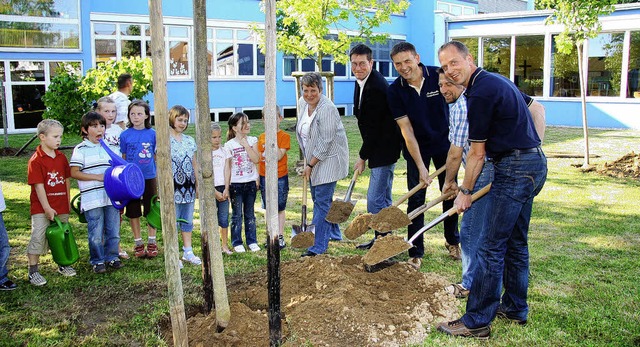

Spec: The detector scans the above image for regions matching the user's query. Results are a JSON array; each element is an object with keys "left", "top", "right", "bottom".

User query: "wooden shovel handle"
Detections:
[
  {"left": 344, "top": 169, "right": 360, "bottom": 201},
  {"left": 407, "top": 191, "right": 455, "bottom": 220},
  {"left": 445, "top": 183, "right": 492, "bottom": 217},
  {"left": 393, "top": 165, "right": 446, "bottom": 207}
]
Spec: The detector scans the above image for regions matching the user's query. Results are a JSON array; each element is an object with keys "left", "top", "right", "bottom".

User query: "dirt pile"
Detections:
[
  {"left": 290, "top": 231, "right": 314, "bottom": 248},
  {"left": 596, "top": 152, "right": 640, "bottom": 179},
  {"left": 177, "top": 255, "right": 458, "bottom": 347},
  {"left": 344, "top": 213, "right": 372, "bottom": 239},
  {"left": 369, "top": 207, "right": 412, "bottom": 232}
]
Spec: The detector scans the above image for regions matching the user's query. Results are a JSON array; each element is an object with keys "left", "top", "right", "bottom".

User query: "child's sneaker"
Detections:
[
  {"left": 233, "top": 245, "right": 246, "bottom": 253},
  {"left": 119, "top": 250, "right": 130, "bottom": 259},
  {"left": 278, "top": 235, "right": 286, "bottom": 249},
  {"left": 93, "top": 263, "right": 107, "bottom": 274},
  {"left": 248, "top": 243, "right": 261, "bottom": 252},
  {"left": 134, "top": 244, "right": 146, "bottom": 258},
  {"left": 182, "top": 251, "right": 202, "bottom": 265},
  {"left": 29, "top": 272, "right": 47, "bottom": 286},
  {"left": 57, "top": 266, "right": 77, "bottom": 277},
  {"left": 108, "top": 259, "right": 125, "bottom": 269},
  {"left": 146, "top": 243, "right": 159, "bottom": 258},
  {"left": 179, "top": 260, "right": 184, "bottom": 269}
]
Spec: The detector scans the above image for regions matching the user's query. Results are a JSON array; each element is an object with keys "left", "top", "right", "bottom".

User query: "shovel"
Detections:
[
  {"left": 367, "top": 165, "right": 446, "bottom": 232},
  {"left": 325, "top": 169, "right": 360, "bottom": 224},
  {"left": 291, "top": 172, "right": 316, "bottom": 248},
  {"left": 363, "top": 183, "right": 491, "bottom": 266}
]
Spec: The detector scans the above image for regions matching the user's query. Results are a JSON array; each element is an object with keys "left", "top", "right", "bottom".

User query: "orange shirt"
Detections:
[{"left": 257, "top": 129, "right": 290, "bottom": 178}]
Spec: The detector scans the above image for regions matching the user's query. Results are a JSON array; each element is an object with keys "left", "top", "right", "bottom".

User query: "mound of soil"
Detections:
[
  {"left": 290, "top": 231, "right": 314, "bottom": 248},
  {"left": 369, "top": 207, "right": 412, "bottom": 232},
  {"left": 174, "top": 255, "right": 458, "bottom": 347},
  {"left": 344, "top": 213, "right": 372, "bottom": 240},
  {"left": 597, "top": 152, "right": 640, "bottom": 179}
]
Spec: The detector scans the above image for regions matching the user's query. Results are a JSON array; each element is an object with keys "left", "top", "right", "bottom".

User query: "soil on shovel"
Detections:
[
  {"left": 363, "top": 235, "right": 413, "bottom": 266},
  {"left": 369, "top": 207, "right": 412, "bottom": 232},
  {"left": 595, "top": 151, "right": 640, "bottom": 179},
  {"left": 326, "top": 200, "right": 355, "bottom": 223},
  {"left": 168, "top": 255, "right": 458, "bottom": 347},
  {"left": 290, "top": 231, "right": 315, "bottom": 248},
  {"left": 344, "top": 213, "right": 372, "bottom": 240}
]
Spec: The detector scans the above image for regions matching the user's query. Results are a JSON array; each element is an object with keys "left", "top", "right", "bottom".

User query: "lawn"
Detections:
[{"left": 0, "top": 117, "right": 639, "bottom": 346}]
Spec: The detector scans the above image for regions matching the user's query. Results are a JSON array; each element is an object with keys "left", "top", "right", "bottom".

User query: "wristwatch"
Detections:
[
  {"left": 459, "top": 186, "right": 471, "bottom": 195},
  {"left": 307, "top": 163, "right": 314, "bottom": 168}
]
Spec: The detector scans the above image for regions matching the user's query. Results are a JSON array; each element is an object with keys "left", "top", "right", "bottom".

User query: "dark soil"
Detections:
[
  {"left": 363, "top": 235, "right": 413, "bottom": 266},
  {"left": 344, "top": 213, "right": 372, "bottom": 240},
  {"left": 290, "top": 231, "right": 314, "bottom": 249},
  {"left": 325, "top": 200, "right": 355, "bottom": 224},
  {"left": 596, "top": 152, "right": 640, "bottom": 179},
  {"left": 169, "top": 255, "right": 458, "bottom": 347},
  {"left": 369, "top": 207, "right": 412, "bottom": 232}
]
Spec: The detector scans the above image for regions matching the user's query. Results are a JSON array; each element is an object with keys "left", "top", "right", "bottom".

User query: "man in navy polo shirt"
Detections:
[
  {"left": 436, "top": 41, "right": 547, "bottom": 339},
  {"left": 387, "top": 41, "right": 460, "bottom": 269}
]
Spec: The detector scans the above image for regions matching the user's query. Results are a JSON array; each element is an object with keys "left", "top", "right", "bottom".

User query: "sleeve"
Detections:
[
  {"left": 248, "top": 136, "right": 258, "bottom": 147},
  {"left": 69, "top": 146, "right": 84, "bottom": 169},
  {"left": 467, "top": 93, "right": 492, "bottom": 143},
  {"left": 311, "top": 104, "right": 341, "bottom": 161},
  {"left": 386, "top": 84, "right": 407, "bottom": 120},
  {"left": 520, "top": 91, "right": 533, "bottom": 106},
  {"left": 279, "top": 132, "right": 291, "bottom": 151}
]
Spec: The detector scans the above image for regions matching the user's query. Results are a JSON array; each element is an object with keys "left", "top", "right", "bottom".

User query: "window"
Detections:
[
  {"left": 482, "top": 37, "right": 511, "bottom": 78},
  {"left": 551, "top": 34, "right": 579, "bottom": 97},
  {"left": 207, "top": 28, "right": 265, "bottom": 78},
  {"left": 436, "top": 1, "right": 475, "bottom": 16},
  {"left": 515, "top": 36, "right": 544, "bottom": 96},
  {"left": 351, "top": 38, "right": 404, "bottom": 78},
  {"left": 0, "top": 0, "right": 80, "bottom": 49},
  {"left": 454, "top": 37, "right": 479, "bottom": 62},
  {"left": 628, "top": 31, "right": 640, "bottom": 98},
  {"left": 588, "top": 33, "right": 623, "bottom": 97},
  {"left": 167, "top": 25, "right": 190, "bottom": 77}
]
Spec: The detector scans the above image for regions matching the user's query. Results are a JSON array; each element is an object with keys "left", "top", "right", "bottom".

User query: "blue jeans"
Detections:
[
  {"left": 215, "top": 186, "right": 230, "bottom": 228},
  {"left": 460, "top": 161, "right": 494, "bottom": 289},
  {"left": 85, "top": 205, "right": 121, "bottom": 265},
  {"left": 406, "top": 150, "right": 459, "bottom": 258},
  {"left": 462, "top": 149, "right": 547, "bottom": 328},
  {"left": 259, "top": 175, "right": 289, "bottom": 211},
  {"left": 368, "top": 164, "right": 396, "bottom": 237},
  {"left": 309, "top": 181, "right": 339, "bottom": 254},
  {"left": 0, "top": 212, "right": 10, "bottom": 285},
  {"left": 230, "top": 182, "right": 257, "bottom": 247},
  {"left": 175, "top": 202, "right": 195, "bottom": 232}
]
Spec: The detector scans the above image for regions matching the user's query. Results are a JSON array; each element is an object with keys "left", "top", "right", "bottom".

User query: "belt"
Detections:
[{"left": 490, "top": 146, "right": 542, "bottom": 162}]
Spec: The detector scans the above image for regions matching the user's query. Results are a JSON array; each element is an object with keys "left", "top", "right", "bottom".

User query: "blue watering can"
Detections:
[
  {"left": 99, "top": 140, "right": 145, "bottom": 210},
  {"left": 45, "top": 216, "right": 79, "bottom": 267}
]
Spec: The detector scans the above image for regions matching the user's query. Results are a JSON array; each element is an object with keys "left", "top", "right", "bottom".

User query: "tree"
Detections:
[
  {"left": 80, "top": 57, "right": 154, "bottom": 105},
  {"left": 540, "top": 0, "right": 616, "bottom": 168},
  {"left": 255, "top": 0, "right": 409, "bottom": 72},
  {"left": 41, "top": 64, "right": 90, "bottom": 135}
]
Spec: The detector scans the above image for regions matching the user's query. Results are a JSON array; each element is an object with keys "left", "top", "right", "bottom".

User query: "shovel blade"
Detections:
[
  {"left": 291, "top": 230, "right": 315, "bottom": 248},
  {"left": 325, "top": 199, "right": 357, "bottom": 224},
  {"left": 362, "top": 235, "right": 413, "bottom": 266}
]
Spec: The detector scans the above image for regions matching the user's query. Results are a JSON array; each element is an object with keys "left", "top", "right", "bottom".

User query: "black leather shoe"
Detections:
[
  {"left": 356, "top": 238, "right": 375, "bottom": 250},
  {"left": 300, "top": 250, "right": 317, "bottom": 257},
  {"left": 0, "top": 280, "right": 17, "bottom": 291}
]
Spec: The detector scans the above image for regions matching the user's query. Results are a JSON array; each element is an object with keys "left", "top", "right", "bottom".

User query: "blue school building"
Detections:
[{"left": 2, "top": 0, "right": 640, "bottom": 133}]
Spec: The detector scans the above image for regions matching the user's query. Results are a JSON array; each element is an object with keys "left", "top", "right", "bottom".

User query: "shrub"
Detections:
[
  {"left": 80, "top": 57, "right": 154, "bottom": 104},
  {"left": 41, "top": 65, "right": 90, "bottom": 136}
]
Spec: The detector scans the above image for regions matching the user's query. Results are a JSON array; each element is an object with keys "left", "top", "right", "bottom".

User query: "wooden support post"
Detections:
[
  {"left": 192, "top": 0, "right": 230, "bottom": 327},
  {"left": 148, "top": 1, "right": 188, "bottom": 346},
  {"left": 265, "top": 0, "right": 282, "bottom": 345}
]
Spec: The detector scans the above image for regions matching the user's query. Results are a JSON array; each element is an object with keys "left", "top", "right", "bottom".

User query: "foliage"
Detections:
[
  {"left": 80, "top": 57, "right": 154, "bottom": 104},
  {"left": 254, "top": 0, "right": 409, "bottom": 71},
  {"left": 41, "top": 65, "right": 91, "bottom": 136}
]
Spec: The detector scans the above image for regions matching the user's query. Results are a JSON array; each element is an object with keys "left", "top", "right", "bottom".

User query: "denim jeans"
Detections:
[
  {"left": 0, "top": 212, "right": 10, "bottom": 284},
  {"left": 406, "top": 150, "right": 459, "bottom": 258},
  {"left": 460, "top": 161, "right": 494, "bottom": 289},
  {"left": 309, "top": 181, "right": 339, "bottom": 254},
  {"left": 175, "top": 202, "right": 195, "bottom": 232},
  {"left": 462, "top": 149, "right": 547, "bottom": 328},
  {"left": 230, "top": 182, "right": 257, "bottom": 247},
  {"left": 259, "top": 175, "right": 289, "bottom": 211},
  {"left": 215, "top": 185, "right": 230, "bottom": 228},
  {"left": 85, "top": 205, "right": 121, "bottom": 265}
]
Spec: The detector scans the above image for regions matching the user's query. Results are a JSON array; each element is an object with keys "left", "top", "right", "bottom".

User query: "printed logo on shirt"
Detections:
[
  {"left": 47, "top": 171, "right": 66, "bottom": 187},
  {"left": 232, "top": 147, "right": 254, "bottom": 176},
  {"left": 426, "top": 91, "right": 440, "bottom": 98},
  {"left": 137, "top": 142, "right": 153, "bottom": 164}
]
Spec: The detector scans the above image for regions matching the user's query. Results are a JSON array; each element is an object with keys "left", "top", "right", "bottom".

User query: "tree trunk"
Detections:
[
  {"left": 148, "top": 1, "right": 188, "bottom": 346},
  {"left": 577, "top": 42, "right": 590, "bottom": 168}
]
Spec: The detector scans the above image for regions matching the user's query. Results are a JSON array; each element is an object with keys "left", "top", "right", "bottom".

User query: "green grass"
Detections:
[{"left": 1, "top": 118, "right": 640, "bottom": 346}]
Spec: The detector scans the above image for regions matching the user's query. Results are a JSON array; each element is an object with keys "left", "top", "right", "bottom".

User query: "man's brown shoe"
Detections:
[
  {"left": 408, "top": 257, "right": 422, "bottom": 270},
  {"left": 445, "top": 242, "right": 462, "bottom": 260},
  {"left": 437, "top": 319, "right": 490, "bottom": 340}
]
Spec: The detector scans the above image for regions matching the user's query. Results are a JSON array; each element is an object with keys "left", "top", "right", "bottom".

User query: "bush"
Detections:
[
  {"left": 80, "top": 57, "right": 154, "bottom": 104},
  {"left": 41, "top": 66, "right": 91, "bottom": 136}
]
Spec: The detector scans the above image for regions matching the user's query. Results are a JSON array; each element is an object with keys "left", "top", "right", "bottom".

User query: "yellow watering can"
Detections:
[
  {"left": 146, "top": 195, "right": 188, "bottom": 231},
  {"left": 45, "top": 216, "right": 79, "bottom": 266}
]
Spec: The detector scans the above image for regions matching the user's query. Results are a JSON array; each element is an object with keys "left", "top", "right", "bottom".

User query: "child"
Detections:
[
  {"left": 0, "top": 182, "right": 17, "bottom": 290},
  {"left": 255, "top": 106, "right": 290, "bottom": 249},
  {"left": 211, "top": 122, "right": 232, "bottom": 254},
  {"left": 120, "top": 100, "right": 158, "bottom": 258},
  {"left": 26, "top": 119, "right": 74, "bottom": 286},
  {"left": 225, "top": 112, "right": 260, "bottom": 253},
  {"left": 94, "top": 96, "right": 128, "bottom": 260},
  {"left": 169, "top": 105, "right": 202, "bottom": 266},
  {"left": 70, "top": 112, "right": 124, "bottom": 274}
]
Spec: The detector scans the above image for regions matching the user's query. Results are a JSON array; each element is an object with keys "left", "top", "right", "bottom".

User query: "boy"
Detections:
[
  {"left": 27, "top": 119, "right": 74, "bottom": 286},
  {"left": 255, "top": 106, "right": 290, "bottom": 249},
  {"left": 70, "top": 112, "right": 123, "bottom": 274},
  {"left": 0, "top": 182, "right": 17, "bottom": 290}
]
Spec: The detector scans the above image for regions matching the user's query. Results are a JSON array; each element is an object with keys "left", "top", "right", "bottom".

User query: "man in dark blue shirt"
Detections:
[
  {"left": 387, "top": 42, "right": 460, "bottom": 269},
  {"left": 436, "top": 41, "right": 548, "bottom": 340}
]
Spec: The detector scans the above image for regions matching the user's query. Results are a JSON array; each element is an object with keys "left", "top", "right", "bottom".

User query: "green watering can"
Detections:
[
  {"left": 45, "top": 216, "right": 79, "bottom": 267},
  {"left": 146, "top": 195, "right": 188, "bottom": 231},
  {"left": 71, "top": 193, "right": 87, "bottom": 223}
]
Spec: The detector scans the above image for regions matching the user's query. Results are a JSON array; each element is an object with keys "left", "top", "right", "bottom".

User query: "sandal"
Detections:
[{"left": 445, "top": 283, "right": 470, "bottom": 298}]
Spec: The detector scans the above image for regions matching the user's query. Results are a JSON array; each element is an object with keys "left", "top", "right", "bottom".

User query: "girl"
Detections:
[
  {"left": 224, "top": 113, "right": 260, "bottom": 253},
  {"left": 169, "top": 105, "right": 201, "bottom": 265},
  {"left": 94, "top": 96, "right": 128, "bottom": 260},
  {"left": 119, "top": 100, "right": 158, "bottom": 259},
  {"left": 211, "top": 122, "right": 232, "bottom": 254}
]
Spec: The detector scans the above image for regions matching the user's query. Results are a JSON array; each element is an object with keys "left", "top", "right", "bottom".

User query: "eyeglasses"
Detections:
[{"left": 351, "top": 61, "right": 370, "bottom": 68}]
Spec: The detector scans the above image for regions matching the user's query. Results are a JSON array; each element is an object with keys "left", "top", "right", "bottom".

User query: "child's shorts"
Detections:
[
  {"left": 259, "top": 175, "right": 289, "bottom": 212},
  {"left": 125, "top": 178, "right": 158, "bottom": 219},
  {"left": 175, "top": 202, "right": 195, "bottom": 232},
  {"left": 27, "top": 213, "right": 69, "bottom": 254},
  {"left": 215, "top": 185, "right": 229, "bottom": 228}
]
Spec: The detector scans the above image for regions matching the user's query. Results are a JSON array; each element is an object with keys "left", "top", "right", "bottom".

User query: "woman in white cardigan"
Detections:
[{"left": 296, "top": 72, "right": 349, "bottom": 257}]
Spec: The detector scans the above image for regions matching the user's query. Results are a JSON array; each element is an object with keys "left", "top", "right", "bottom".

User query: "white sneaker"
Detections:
[
  {"left": 233, "top": 245, "right": 246, "bottom": 253},
  {"left": 248, "top": 243, "right": 261, "bottom": 252},
  {"left": 182, "top": 251, "right": 202, "bottom": 265},
  {"left": 57, "top": 266, "right": 77, "bottom": 277},
  {"left": 29, "top": 272, "right": 47, "bottom": 286},
  {"left": 179, "top": 260, "right": 184, "bottom": 269}
]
